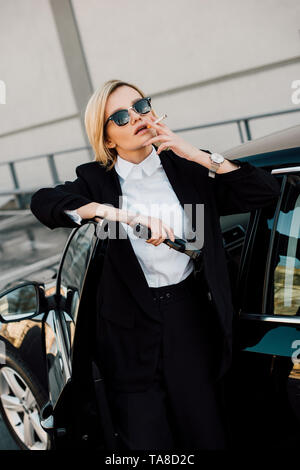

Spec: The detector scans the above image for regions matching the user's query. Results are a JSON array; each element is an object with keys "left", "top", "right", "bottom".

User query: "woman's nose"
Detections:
[{"left": 128, "top": 107, "right": 141, "bottom": 123}]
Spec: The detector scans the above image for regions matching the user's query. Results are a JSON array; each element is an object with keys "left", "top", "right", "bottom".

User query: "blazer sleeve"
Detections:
[
  {"left": 30, "top": 165, "right": 94, "bottom": 230},
  {"left": 198, "top": 149, "right": 281, "bottom": 216}
]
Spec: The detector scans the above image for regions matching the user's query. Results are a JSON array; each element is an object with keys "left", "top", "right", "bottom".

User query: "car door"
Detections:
[
  {"left": 43, "top": 222, "right": 97, "bottom": 409},
  {"left": 229, "top": 164, "right": 300, "bottom": 448}
]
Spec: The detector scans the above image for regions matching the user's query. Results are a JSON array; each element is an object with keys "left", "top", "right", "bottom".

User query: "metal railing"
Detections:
[
  {"left": 172, "top": 107, "right": 300, "bottom": 142},
  {"left": 0, "top": 146, "right": 92, "bottom": 208},
  {"left": 1, "top": 107, "right": 300, "bottom": 209}
]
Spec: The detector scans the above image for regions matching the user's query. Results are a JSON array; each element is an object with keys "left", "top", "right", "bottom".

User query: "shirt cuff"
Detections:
[{"left": 64, "top": 209, "right": 82, "bottom": 225}]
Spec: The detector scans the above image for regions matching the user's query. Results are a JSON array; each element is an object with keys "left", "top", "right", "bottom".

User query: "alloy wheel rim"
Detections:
[{"left": 0, "top": 366, "right": 48, "bottom": 450}]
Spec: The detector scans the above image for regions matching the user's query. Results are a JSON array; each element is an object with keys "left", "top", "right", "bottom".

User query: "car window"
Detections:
[
  {"left": 267, "top": 175, "right": 300, "bottom": 316},
  {"left": 57, "top": 223, "right": 96, "bottom": 322},
  {"left": 220, "top": 215, "right": 249, "bottom": 300},
  {"left": 238, "top": 175, "right": 283, "bottom": 314}
]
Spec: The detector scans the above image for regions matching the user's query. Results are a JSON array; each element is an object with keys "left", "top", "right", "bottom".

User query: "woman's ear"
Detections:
[{"left": 105, "top": 138, "right": 116, "bottom": 149}]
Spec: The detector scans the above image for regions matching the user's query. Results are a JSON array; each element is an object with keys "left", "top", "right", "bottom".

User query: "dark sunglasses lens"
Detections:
[
  {"left": 134, "top": 98, "right": 151, "bottom": 114},
  {"left": 112, "top": 110, "right": 129, "bottom": 126}
]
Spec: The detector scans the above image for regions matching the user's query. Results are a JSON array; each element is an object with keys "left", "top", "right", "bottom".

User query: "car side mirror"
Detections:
[{"left": 0, "top": 282, "right": 44, "bottom": 323}]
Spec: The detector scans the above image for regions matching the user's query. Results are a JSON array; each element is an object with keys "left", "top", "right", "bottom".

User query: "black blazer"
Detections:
[{"left": 30, "top": 148, "right": 281, "bottom": 391}]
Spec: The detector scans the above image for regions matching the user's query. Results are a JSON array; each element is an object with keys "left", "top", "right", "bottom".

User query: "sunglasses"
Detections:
[{"left": 105, "top": 97, "right": 152, "bottom": 127}]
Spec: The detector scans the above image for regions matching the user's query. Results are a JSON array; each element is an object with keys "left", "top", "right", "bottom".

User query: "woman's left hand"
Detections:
[{"left": 142, "top": 115, "right": 199, "bottom": 161}]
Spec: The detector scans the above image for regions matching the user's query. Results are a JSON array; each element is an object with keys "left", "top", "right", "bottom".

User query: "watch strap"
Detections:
[{"left": 208, "top": 161, "right": 220, "bottom": 178}]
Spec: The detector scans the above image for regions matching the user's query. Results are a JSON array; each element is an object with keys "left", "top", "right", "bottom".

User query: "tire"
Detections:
[{"left": 0, "top": 343, "right": 50, "bottom": 450}]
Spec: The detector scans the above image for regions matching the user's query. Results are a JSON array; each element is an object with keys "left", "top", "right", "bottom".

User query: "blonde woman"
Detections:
[{"left": 30, "top": 79, "right": 281, "bottom": 450}]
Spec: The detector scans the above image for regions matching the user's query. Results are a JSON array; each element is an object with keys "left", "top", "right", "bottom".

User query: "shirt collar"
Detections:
[{"left": 114, "top": 145, "right": 162, "bottom": 180}]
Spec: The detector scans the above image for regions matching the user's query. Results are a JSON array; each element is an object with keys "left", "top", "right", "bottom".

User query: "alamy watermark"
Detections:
[
  {"left": 291, "top": 340, "right": 300, "bottom": 365},
  {"left": 0, "top": 80, "right": 6, "bottom": 104},
  {"left": 291, "top": 80, "right": 300, "bottom": 105},
  {"left": 0, "top": 339, "right": 6, "bottom": 364},
  {"left": 95, "top": 198, "right": 205, "bottom": 251}
]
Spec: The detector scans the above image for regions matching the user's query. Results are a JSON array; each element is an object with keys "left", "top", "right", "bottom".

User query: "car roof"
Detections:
[{"left": 222, "top": 123, "right": 300, "bottom": 169}]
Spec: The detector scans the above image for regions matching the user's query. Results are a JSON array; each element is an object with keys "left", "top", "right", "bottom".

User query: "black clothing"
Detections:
[
  {"left": 30, "top": 148, "right": 281, "bottom": 393},
  {"left": 104, "top": 272, "right": 228, "bottom": 450}
]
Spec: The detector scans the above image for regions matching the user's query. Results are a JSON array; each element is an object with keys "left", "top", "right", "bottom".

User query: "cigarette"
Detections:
[{"left": 147, "top": 113, "right": 167, "bottom": 128}]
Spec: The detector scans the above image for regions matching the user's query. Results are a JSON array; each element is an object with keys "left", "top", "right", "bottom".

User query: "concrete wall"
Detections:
[{"left": 0, "top": 0, "right": 299, "bottom": 206}]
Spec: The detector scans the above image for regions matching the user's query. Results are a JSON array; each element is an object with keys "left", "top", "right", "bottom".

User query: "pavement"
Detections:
[
  {"left": 0, "top": 211, "right": 72, "bottom": 449},
  {"left": 0, "top": 211, "right": 71, "bottom": 291}
]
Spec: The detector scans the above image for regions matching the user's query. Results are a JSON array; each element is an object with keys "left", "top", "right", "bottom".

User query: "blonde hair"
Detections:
[{"left": 84, "top": 79, "right": 159, "bottom": 171}]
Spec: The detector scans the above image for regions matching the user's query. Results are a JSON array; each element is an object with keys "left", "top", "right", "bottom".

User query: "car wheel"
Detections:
[{"left": 0, "top": 346, "right": 50, "bottom": 450}]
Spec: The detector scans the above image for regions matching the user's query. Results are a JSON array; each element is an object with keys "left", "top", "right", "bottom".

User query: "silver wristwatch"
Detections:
[{"left": 208, "top": 152, "right": 225, "bottom": 178}]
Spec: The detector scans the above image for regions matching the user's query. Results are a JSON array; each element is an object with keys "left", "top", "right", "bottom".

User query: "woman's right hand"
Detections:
[
  {"left": 131, "top": 214, "right": 175, "bottom": 247},
  {"left": 76, "top": 202, "right": 100, "bottom": 220},
  {"left": 81, "top": 203, "right": 175, "bottom": 247},
  {"left": 76, "top": 202, "right": 118, "bottom": 222}
]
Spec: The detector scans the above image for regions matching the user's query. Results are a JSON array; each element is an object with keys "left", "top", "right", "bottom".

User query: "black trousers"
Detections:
[{"left": 105, "top": 272, "right": 230, "bottom": 450}]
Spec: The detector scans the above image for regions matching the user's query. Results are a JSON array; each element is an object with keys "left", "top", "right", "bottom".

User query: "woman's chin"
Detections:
[{"left": 138, "top": 143, "right": 152, "bottom": 151}]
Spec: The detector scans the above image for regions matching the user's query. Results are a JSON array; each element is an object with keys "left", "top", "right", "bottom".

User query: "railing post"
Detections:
[
  {"left": 244, "top": 119, "right": 252, "bottom": 141},
  {"left": 237, "top": 120, "right": 244, "bottom": 143},
  {"left": 8, "top": 162, "right": 23, "bottom": 209},
  {"left": 47, "top": 154, "right": 59, "bottom": 185}
]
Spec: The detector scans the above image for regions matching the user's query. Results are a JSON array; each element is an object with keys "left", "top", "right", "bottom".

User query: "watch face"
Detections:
[{"left": 211, "top": 153, "right": 225, "bottom": 164}]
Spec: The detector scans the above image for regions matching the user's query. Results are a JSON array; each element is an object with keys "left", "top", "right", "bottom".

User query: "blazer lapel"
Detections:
[{"left": 98, "top": 149, "right": 199, "bottom": 324}]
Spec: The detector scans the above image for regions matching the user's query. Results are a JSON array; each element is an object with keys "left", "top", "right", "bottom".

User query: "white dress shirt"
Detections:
[
  {"left": 65, "top": 145, "right": 194, "bottom": 287},
  {"left": 114, "top": 145, "right": 194, "bottom": 287}
]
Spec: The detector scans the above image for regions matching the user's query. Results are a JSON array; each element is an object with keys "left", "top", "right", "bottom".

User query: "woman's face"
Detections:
[{"left": 104, "top": 85, "right": 157, "bottom": 160}]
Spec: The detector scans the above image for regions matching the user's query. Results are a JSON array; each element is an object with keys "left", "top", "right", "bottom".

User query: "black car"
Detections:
[{"left": 0, "top": 129, "right": 299, "bottom": 450}]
